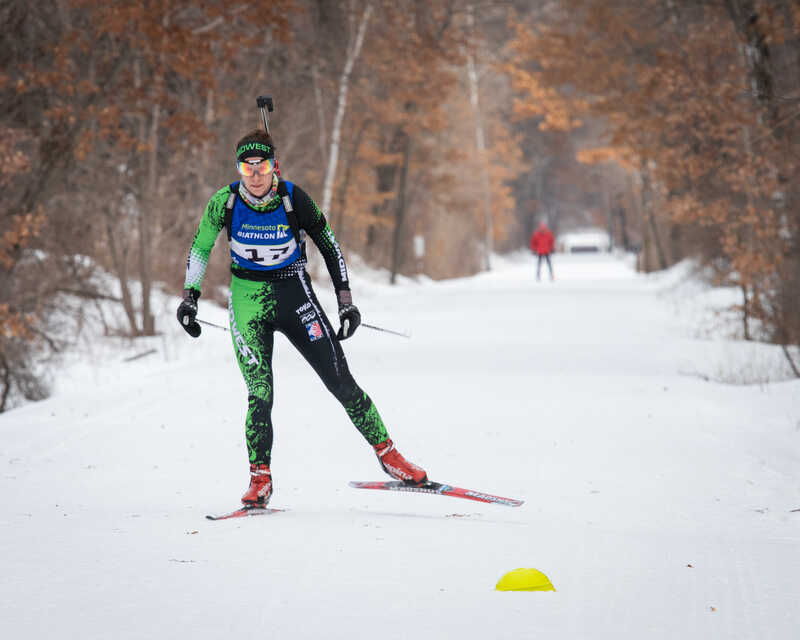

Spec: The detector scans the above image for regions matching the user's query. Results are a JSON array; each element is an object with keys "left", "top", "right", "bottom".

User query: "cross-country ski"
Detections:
[
  {"left": 206, "top": 506, "right": 286, "bottom": 521},
  {"left": 349, "top": 480, "right": 524, "bottom": 507}
]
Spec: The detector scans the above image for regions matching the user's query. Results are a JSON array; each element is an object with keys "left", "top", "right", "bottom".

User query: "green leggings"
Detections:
[{"left": 229, "top": 272, "right": 388, "bottom": 465}]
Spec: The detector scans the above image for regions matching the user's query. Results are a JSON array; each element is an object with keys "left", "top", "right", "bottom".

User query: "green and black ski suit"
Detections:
[{"left": 184, "top": 180, "right": 388, "bottom": 465}]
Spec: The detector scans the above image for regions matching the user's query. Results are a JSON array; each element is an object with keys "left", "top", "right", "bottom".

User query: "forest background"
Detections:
[{"left": 2, "top": 0, "right": 799, "bottom": 410}]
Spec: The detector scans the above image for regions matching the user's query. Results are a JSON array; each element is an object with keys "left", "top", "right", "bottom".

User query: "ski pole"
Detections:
[
  {"left": 361, "top": 322, "right": 411, "bottom": 339},
  {"left": 197, "top": 318, "right": 229, "bottom": 332},
  {"left": 198, "top": 317, "right": 410, "bottom": 339}
]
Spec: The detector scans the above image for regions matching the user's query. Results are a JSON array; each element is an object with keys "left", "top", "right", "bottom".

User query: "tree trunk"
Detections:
[
  {"left": 320, "top": 3, "right": 372, "bottom": 214},
  {"left": 467, "top": 5, "right": 492, "bottom": 271},
  {"left": 311, "top": 63, "right": 328, "bottom": 167},
  {"left": 201, "top": 88, "right": 215, "bottom": 179},
  {"left": 723, "top": 0, "right": 777, "bottom": 121},
  {"left": 741, "top": 284, "right": 751, "bottom": 341},
  {"left": 138, "top": 9, "right": 173, "bottom": 337},
  {"left": 781, "top": 345, "right": 800, "bottom": 378},
  {"left": 105, "top": 209, "right": 139, "bottom": 335},
  {"left": 0, "top": 352, "right": 11, "bottom": 413},
  {"left": 139, "top": 99, "right": 159, "bottom": 336},
  {"left": 617, "top": 205, "right": 631, "bottom": 251},
  {"left": 602, "top": 185, "right": 612, "bottom": 250},
  {"left": 332, "top": 118, "right": 373, "bottom": 235},
  {"left": 641, "top": 162, "right": 668, "bottom": 270},
  {"left": 390, "top": 136, "right": 411, "bottom": 285}
]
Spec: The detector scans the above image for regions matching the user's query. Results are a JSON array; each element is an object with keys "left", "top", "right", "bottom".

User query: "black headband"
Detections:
[{"left": 236, "top": 142, "right": 273, "bottom": 162}]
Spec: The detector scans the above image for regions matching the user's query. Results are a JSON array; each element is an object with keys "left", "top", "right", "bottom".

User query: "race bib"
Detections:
[{"left": 231, "top": 237, "right": 298, "bottom": 267}]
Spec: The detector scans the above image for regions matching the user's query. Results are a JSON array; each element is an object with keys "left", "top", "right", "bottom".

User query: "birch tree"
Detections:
[{"left": 320, "top": 2, "right": 373, "bottom": 215}]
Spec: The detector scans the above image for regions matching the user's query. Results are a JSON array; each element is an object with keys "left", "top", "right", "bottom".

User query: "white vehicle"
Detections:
[{"left": 557, "top": 227, "right": 612, "bottom": 253}]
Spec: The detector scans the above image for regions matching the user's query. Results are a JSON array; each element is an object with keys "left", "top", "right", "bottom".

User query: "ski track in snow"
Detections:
[{"left": 1, "top": 253, "right": 798, "bottom": 639}]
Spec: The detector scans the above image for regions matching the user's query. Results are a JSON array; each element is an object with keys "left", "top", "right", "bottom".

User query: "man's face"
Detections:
[{"left": 238, "top": 156, "right": 275, "bottom": 197}]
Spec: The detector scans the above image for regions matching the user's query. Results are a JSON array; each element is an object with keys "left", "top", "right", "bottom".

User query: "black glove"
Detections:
[
  {"left": 336, "top": 290, "right": 361, "bottom": 340},
  {"left": 176, "top": 288, "right": 201, "bottom": 338}
]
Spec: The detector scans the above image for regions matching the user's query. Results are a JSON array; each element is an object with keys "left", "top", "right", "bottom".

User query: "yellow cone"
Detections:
[{"left": 495, "top": 568, "right": 555, "bottom": 592}]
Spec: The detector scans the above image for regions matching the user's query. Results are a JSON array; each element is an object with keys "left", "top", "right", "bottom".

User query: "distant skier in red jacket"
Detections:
[{"left": 530, "top": 221, "right": 555, "bottom": 281}]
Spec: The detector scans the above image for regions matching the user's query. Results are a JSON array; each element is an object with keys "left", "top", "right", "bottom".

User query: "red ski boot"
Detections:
[
  {"left": 373, "top": 439, "right": 427, "bottom": 485},
  {"left": 241, "top": 463, "right": 273, "bottom": 506}
]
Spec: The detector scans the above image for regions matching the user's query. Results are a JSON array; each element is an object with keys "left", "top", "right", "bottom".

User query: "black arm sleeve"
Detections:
[{"left": 291, "top": 184, "right": 350, "bottom": 292}]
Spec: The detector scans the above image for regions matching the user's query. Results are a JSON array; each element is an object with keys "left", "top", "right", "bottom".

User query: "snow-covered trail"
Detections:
[{"left": 1, "top": 253, "right": 798, "bottom": 639}]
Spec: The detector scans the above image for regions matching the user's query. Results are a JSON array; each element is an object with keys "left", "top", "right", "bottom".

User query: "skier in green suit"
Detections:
[{"left": 176, "top": 129, "right": 427, "bottom": 507}]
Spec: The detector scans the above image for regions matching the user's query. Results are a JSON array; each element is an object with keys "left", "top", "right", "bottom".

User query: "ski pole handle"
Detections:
[{"left": 361, "top": 322, "right": 411, "bottom": 339}]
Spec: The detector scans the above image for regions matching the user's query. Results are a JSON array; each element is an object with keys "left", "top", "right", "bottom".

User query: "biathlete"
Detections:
[{"left": 176, "top": 129, "right": 427, "bottom": 507}]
